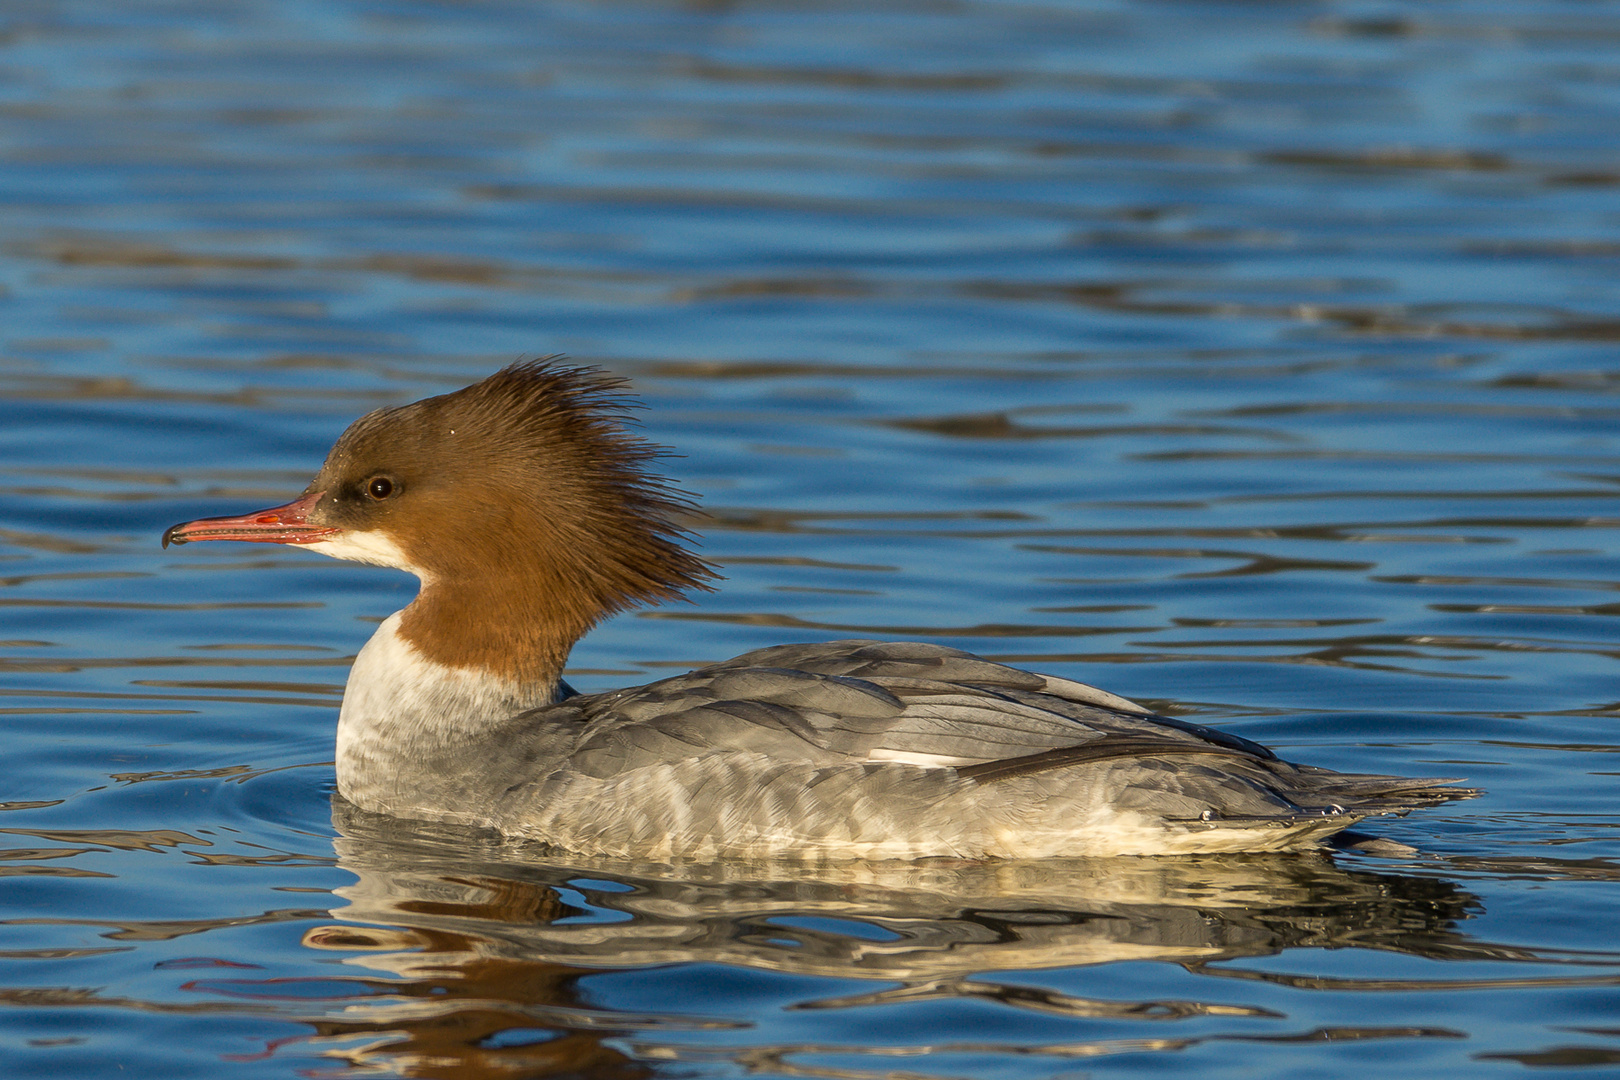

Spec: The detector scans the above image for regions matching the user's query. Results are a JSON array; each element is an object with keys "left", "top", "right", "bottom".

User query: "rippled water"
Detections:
[{"left": 4, "top": 0, "right": 1620, "bottom": 1076}]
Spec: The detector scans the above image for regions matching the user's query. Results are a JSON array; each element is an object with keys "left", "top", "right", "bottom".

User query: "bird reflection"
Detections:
[{"left": 269, "top": 796, "right": 1490, "bottom": 1077}]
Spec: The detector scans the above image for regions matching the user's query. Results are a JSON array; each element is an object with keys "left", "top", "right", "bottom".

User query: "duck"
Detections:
[{"left": 163, "top": 361, "right": 1475, "bottom": 860}]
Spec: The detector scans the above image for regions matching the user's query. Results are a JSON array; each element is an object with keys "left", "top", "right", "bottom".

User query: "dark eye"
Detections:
[{"left": 366, "top": 476, "right": 396, "bottom": 500}]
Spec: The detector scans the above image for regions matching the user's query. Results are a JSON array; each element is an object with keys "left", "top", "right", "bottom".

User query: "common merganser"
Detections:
[{"left": 163, "top": 362, "right": 1475, "bottom": 859}]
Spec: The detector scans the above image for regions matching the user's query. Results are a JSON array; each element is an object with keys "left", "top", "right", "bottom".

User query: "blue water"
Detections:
[{"left": 4, "top": 0, "right": 1620, "bottom": 1075}]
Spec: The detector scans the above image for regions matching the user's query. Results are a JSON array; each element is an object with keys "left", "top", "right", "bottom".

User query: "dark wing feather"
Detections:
[
  {"left": 568, "top": 640, "right": 1250, "bottom": 770},
  {"left": 553, "top": 639, "right": 1476, "bottom": 821},
  {"left": 957, "top": 738, "right": 1261, "bottom": 782}
]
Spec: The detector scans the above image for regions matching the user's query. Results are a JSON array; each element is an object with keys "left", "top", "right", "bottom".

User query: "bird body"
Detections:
[{"left": 164, "top": 362, "right": 1474, "bottom": 859}]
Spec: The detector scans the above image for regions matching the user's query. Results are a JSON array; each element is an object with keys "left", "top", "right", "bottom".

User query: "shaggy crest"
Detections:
[{"left": 312, "top": 360, "right": 717, "bottom": 682}]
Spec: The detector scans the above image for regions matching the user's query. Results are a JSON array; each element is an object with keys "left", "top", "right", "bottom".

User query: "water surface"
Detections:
[{"left": 4, "top": 1, "right": 1620, "bottom": 1076}]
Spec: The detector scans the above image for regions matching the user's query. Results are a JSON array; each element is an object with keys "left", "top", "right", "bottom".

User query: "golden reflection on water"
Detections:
[{"left": 95, "top": 804, "right": 1593, "bottom": 1078}]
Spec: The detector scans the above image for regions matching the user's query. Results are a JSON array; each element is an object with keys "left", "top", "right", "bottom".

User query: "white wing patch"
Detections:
[{"left": 864, "top": 748, "right": 979, "bottom": 768}]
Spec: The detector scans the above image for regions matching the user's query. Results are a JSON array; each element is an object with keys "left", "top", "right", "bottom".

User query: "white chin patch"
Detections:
[{"left": 305, "top": 531, "right": 420, "bottom": 575}]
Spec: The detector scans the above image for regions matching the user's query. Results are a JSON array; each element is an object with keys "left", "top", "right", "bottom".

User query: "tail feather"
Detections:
[{"left": 1285, "top": 768, "right": 1481, "bottom": 815}]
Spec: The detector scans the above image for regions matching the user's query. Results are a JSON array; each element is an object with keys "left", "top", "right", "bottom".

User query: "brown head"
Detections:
[{"left": 164, "top": 361, "right": 716, "bottom": 686}]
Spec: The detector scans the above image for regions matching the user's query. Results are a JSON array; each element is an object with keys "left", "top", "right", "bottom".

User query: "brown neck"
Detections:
[{"left": 396, "top": 569, "right": 602, "bottom": 692}]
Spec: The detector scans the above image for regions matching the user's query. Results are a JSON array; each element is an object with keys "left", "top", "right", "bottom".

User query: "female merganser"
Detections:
[{"left": 163, "top": 362, "right": 1474, "bottom": 860}]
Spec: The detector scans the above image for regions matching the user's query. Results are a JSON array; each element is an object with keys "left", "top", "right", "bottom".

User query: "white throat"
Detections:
[{"left": 334, "top": 612, "right": 558, "bottom": 810}]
